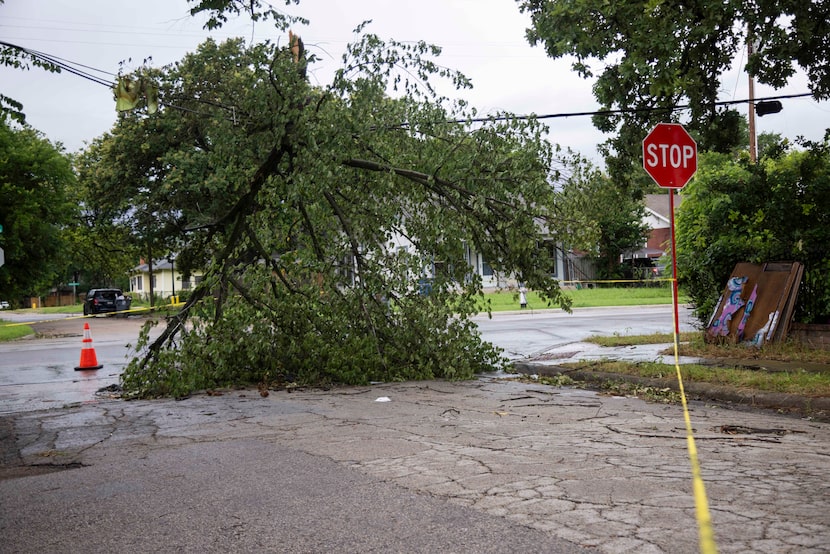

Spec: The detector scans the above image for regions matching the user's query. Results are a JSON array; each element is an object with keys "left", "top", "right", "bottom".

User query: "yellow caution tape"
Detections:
[
  {"left": 560, "top": 278, "right": 674, "bottom": 285},
  {"left": 0, "top": 301, "right": 183, "bottom": 328},
  {"left": 671, "top": 281, "right": 718, "bottom": 554}
]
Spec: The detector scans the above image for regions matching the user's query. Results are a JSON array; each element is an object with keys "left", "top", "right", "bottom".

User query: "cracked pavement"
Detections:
[{"left": 2, "top": 377, "right": 829, "bottom": 553}]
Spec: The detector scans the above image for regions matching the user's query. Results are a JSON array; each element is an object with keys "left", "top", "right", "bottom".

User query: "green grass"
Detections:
[
  {"left": 479, "top": 285, "right": 682, "bottom": 312},
  {"left": 0, "top": 321, "right": 34, "bottom": 341},
  {"left": 562, "top": 359, "right": 830, "bottom": 397},
  {"left": 587, "top": 330, "right": 830, "bottom": 364},
  {"left": 557, "top": 331, "right": 830, "bottom": 403},
  {"left": 15, "top": 304, "right": 83, "bottom": 314},
  {"left": 586, "top": 331, "right": 699, "bottom": 347}
]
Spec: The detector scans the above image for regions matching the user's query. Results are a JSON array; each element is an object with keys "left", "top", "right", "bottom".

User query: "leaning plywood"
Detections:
[{"left": 706, "top": 262, "right": 803, "bottom": 346}]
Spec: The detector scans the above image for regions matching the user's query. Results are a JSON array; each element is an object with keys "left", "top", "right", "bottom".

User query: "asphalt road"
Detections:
[
  {"left": 474, "top": 304, "right": 697, "bottom": 359},
  {"left": 0, "top": 307, "right": 697, "bottom": 415},
  {"left": 2, "top": 308, "right": 829, "bottom": 553},
  {"left": 3, "top": 378, "right": 828, "bottom": 553},
  {"left": 0, "top": 315, "right": 160, "bottom": 415}
]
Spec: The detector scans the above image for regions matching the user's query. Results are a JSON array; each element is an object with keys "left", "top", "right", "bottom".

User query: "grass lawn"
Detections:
[
  {"left": 25, "top": 305, "right": 83, "bottom": 314},
  {"left": 562, "top": 330, "right": 830, "bottom": 399},
  {"left": 480, "top": 284, "right": 680, "bottom": 312},
  {"left": 559, "top": 358, "right": 830, "bottom": 397},
  {"left": 0, "top": 322, "right": 34, "bottom": 341}
]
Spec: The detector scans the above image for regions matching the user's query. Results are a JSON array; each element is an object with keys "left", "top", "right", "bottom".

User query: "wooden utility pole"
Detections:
[{"left": 747, "top": 38, "right": 757, "bottom": 163}]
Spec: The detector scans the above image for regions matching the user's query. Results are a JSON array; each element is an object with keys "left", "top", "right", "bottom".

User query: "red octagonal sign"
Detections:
[{"left": 643, "top": 123, "right": 697, "bottom": 189}]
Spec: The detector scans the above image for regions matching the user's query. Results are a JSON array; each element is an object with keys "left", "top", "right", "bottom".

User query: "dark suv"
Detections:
[{"left": 83, "top": 288, "right": 131, "bottom": 315}]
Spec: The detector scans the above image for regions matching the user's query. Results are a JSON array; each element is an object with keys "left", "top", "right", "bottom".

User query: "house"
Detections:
[
  {"left": 622, "top": 193, "right": 683, "bottom": 264},
  {"left": 388, "top": 231, "right": 592, "bottom": 291},
  {"left": 129, "top": 259, "right": 203, "bottom": 300}
]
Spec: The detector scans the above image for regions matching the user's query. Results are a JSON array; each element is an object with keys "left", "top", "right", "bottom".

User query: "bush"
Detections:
[{"left": 676, "top": 139, "right": 830, "bottom": 324}]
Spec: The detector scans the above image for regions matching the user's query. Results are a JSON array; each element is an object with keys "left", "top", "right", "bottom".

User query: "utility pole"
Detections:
[{"left": 747, "top": 38, "right": 757, "bottom": 163}]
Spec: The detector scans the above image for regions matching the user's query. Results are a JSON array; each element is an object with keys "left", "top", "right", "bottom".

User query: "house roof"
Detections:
[
  {"left": 132, "top": 260, "right": 175, "bottom": 273},
  {"left": 644, "top": 193, "right": 682, "bottom": 222}
]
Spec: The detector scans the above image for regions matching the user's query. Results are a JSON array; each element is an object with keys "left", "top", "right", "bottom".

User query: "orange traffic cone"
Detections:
[{"left": 74, "top": 322, "right": 103, "bottom": 371}]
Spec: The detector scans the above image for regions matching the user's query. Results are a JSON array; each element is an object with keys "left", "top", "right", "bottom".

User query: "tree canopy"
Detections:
[
  {"left": 96, "top": 28, "right": 574, "bottom": 397},
  {"left": 0, "top": 121, "right": 76, "bottom": 304},
  {"left": 519, "top": 0, "right": 830, "bottom": 181},
  {"left": 676, "top": 136, "right": 830, "bottom": 324},
  {"left": 555, "top": 150, "right": 648, "bottom": 279}
]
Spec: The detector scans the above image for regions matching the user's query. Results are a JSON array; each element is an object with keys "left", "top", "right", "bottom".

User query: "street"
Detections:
[
  {"left": 0, "top": 306, "right": 697, "bottom": 414},
  {"left": 474, "top": 304, "right": 697, "bottom": 359},
  {"left": 2, "top": 307, "right": 829, "bottom": 553},
  {"left": 0, "top": 315, "right": 160, "bottom": 415},
  {"left": 2, "top": 376, "right": 829, "bottom": 553}
]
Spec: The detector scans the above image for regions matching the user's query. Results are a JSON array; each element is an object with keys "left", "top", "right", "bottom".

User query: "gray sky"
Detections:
[{"left": 2, "top": 0, "right": 828, "bottom": 164}]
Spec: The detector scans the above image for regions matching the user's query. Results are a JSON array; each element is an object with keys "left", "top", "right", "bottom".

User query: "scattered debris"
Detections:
[{"left": 718, "top": 425, "right": 802, "bottom": 436}]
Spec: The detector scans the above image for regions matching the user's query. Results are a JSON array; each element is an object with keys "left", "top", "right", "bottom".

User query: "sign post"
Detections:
[
  {"left": 643, "top": 123, "right": 715, "bottom": 553},
  {"left": 642, "top": 123, "right": 698, "bottom": 338}
]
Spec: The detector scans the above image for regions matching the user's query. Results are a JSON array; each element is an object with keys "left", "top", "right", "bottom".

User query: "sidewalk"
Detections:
[{"left": 2, "top": 377, "right": 829, "bottom": 553}]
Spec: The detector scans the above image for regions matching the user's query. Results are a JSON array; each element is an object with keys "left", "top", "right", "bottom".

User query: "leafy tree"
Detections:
[
  {"left": 518, "top": 0, "right": 830, "bottom": 182},
  {"left": 70, "top": 141, "right": 142, "bottom": 289},
  {"left": 94, "top": 29, "right": 571, "bottom": 397},
  {"left": 676, "top": 136, "right": 830, "bottom": 324},
  {"left": 0, "top": 121, "right": 76, "bottom": 304},
  {"left": 555, "top": 150, "right": 648, "bottom": 279}
]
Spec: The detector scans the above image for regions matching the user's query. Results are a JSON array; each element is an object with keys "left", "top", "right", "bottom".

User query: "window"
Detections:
[{"left": 481, "top": 257, "right": 493, "bottom": 276}]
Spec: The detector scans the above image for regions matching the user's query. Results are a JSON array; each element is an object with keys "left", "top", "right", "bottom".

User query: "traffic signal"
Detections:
[{"left": 755, "top": 100, "right": 783, "bottom": 117}]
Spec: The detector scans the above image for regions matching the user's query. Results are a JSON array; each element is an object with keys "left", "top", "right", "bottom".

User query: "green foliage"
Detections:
[
  {"left": 676, "top": 137, "right": 830, "bottom": 323},
  {"left": 0, "top": 121, "right": 76, "bottom": 302},
  {"left": 186, "top": 0, "right": 304, "bottom": 31},
  {"left": 71, "top": 142, "right": 143, "bottom": 287},
  {"left": 519, "top": 0, "right": 830, "bottom": 183},
  {"left": 555, "top": 151, "right": 649, "bottom": 277},
  {"left": 102, "top": 33, "right": 568, "bottom": 398}
]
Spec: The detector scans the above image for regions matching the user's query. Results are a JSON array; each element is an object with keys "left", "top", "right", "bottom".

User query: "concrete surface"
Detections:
[{"left": 2, "top": 378, "right": 829, "bottom": 553}]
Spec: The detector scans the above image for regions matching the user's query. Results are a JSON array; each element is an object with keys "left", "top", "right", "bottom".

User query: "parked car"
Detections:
[
  {"left": 0, "top": 300, "right": 9, "bottom": 310},
  {"left": 83, "top": 288, "right": 131, "bottom": 315}
]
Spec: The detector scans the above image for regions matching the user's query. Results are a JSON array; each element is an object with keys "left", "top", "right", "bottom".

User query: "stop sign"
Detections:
[{"left": 642, "top": 123, "right": 697, "bottom": 189}]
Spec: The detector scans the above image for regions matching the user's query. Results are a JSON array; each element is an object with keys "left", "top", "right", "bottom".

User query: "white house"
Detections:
[
  {"left": 387, "top": 230, "right": 589, "bottom": 291},
  {"left": 129, "top": 259, "right": 203, "bottom": 300}
]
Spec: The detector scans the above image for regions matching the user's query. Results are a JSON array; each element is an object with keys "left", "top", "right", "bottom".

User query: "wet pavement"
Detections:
[
  {"left": 0, "top": 316, "right": 161, "bottom": 415},
  {"left": 2, "top": 309, "right": 829, "bottom": 552},
  {"left": 2, "top": 377, "right": 829, "bottom": 553}
]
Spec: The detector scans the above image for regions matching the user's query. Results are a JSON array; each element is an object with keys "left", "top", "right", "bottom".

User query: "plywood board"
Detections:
[{"left": 705, "top": 261, "right": 803, "bottom": 345}]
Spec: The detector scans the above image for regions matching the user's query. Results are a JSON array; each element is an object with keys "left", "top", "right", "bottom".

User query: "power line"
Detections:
[
  {"left": 454, "top": 93, "right": 815, "bottom": 124},
  {"left": 2, "top": 40, "right": 818, "bottom": 126},
  {"left": 1, "top": 40, "right": 112, "bottom": 87}
]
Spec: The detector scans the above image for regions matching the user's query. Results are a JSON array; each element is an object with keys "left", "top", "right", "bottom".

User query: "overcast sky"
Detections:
[{"left": 2, "top": 0, "right": 828, "bottom": 165}]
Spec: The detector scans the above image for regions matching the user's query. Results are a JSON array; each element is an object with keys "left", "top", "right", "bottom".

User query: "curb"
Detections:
[{"left": 512, "top": 361, "right": 830, "bottom": 419}]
